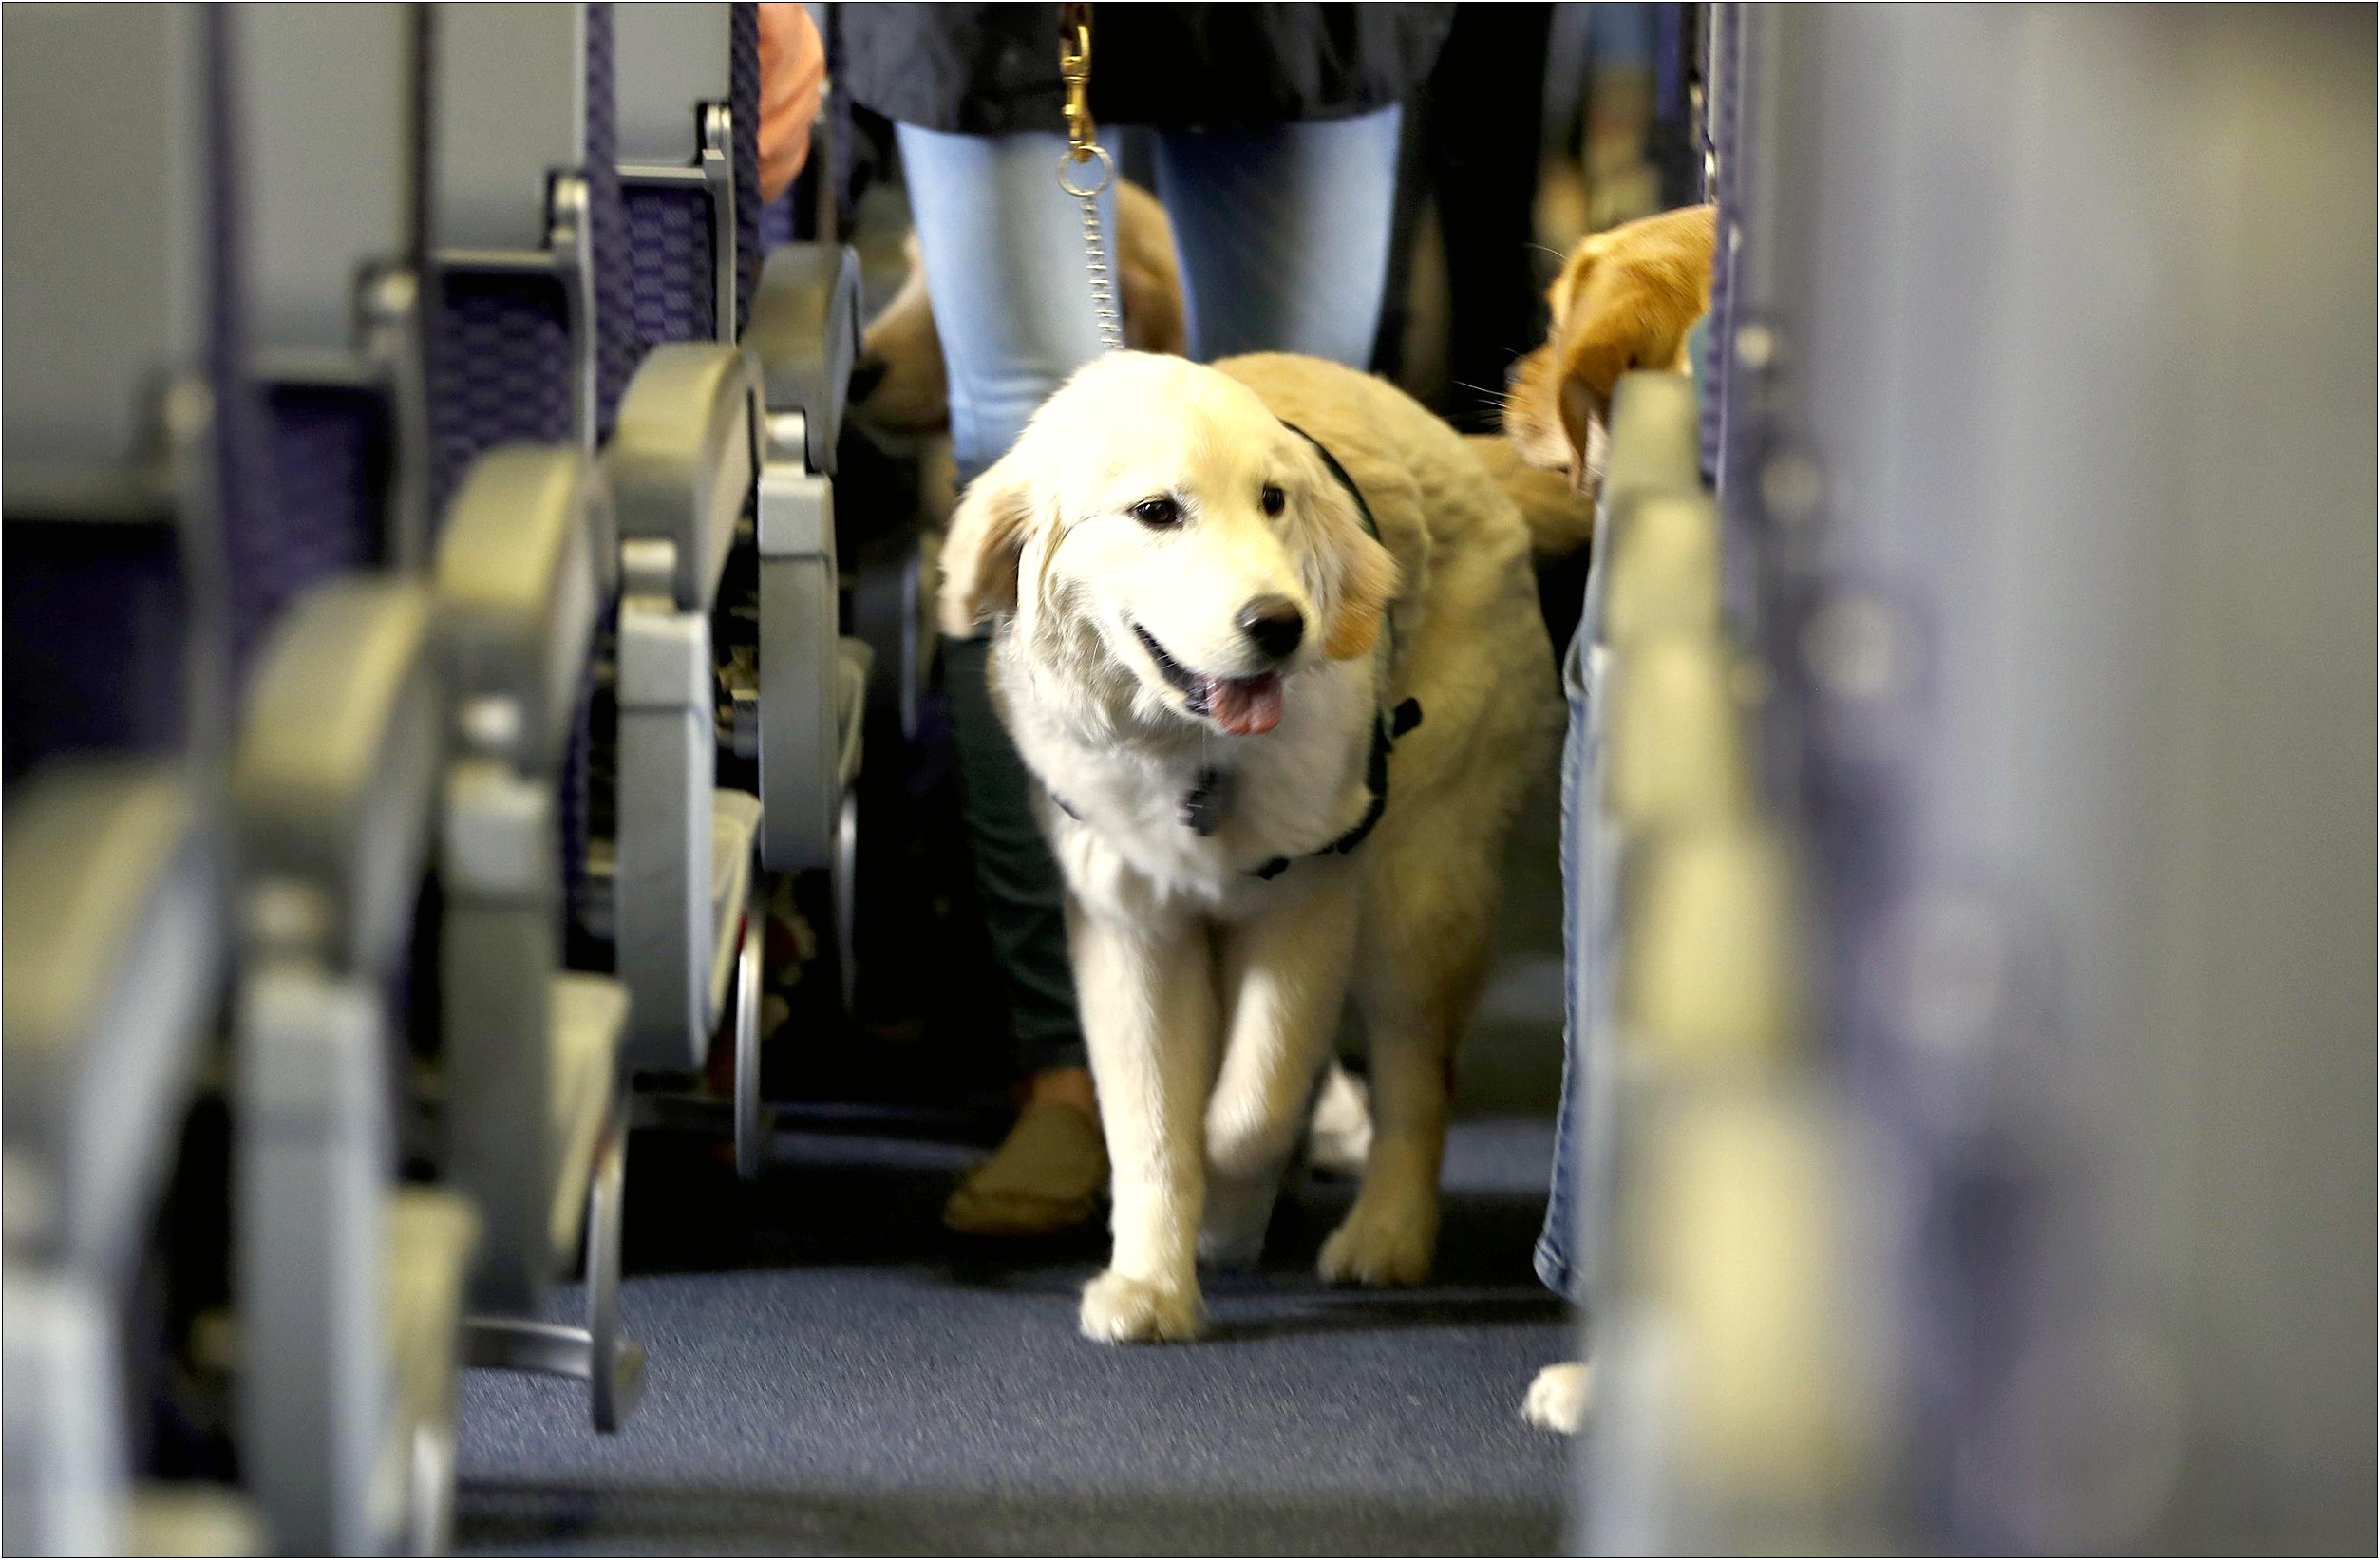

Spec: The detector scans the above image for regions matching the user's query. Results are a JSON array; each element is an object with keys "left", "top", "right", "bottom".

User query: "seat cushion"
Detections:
[
  {"left": 706, "top": 790, "right": 763, "bottom": 1027},
  {"left": 834, "top": 638, "right": 873, "bottom": 790}
]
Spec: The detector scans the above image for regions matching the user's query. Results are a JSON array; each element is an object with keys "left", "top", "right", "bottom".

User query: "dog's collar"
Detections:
[
  {"left": 1242, "top": 422, "right": 1418, "bottom": 878},
  {"left": 1042, "top": 423, "right": 1424, "bottom": 877},
  {"left": 1247, "top": 694, "right": 1422, "bottom": 878},
  {"left": 1279, "top": 421, "right": 1382, "bottom": 545}
]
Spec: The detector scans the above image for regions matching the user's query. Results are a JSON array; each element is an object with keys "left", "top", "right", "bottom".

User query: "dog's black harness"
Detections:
[{"left": 1044, "top": 422, "right": 1422, "bottom": 878}]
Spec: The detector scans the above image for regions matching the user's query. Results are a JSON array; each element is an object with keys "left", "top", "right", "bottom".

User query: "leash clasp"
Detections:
[{"left": 1060, "top": 5, "right": 1096, "bottom": 162}]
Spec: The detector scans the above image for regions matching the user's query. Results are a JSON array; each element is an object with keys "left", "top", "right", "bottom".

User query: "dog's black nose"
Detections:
[{"left": 1237, "top": 595, "right": 1306, "bottom": 660}]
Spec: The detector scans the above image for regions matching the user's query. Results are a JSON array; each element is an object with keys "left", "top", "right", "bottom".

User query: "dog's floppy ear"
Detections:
[
  {"left": 1556, "top": 337, "right": 1622, "bottom": 490},
  {"left": 937, "top": 457, "right": 1036, "bottom": 637},
  {"left": 1549, "top": 204, "right": 1719, "bottom": 485},
  {"left": 1310, "top": 470, "right": 1401, "bottom": 662}
]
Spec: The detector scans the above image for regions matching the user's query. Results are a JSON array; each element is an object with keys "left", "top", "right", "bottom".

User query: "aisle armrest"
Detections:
[
  {"left": 607, "top": 343, "right": 761, "bottom": 613},
  {"left": 745, "top": 244, "right": 862, "bottom": 475}
]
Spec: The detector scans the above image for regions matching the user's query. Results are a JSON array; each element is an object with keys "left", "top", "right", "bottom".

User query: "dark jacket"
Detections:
[{"left": 836, "top": 4, "right": 1455, "bottom": 136}]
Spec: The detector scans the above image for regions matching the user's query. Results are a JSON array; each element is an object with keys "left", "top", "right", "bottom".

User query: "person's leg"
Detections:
[
  {"left": 897, "top": 123, "right": 1120, "bottom": 481},
  {"left": 1153, "top": 104, "right": 1405, "bottom": 367},
  {"left": 896, "top": 122, "right": 1120, "bottom": 1232},
  {"left": 1426, "top": 5, "right": 1556, "bottom": 433}
]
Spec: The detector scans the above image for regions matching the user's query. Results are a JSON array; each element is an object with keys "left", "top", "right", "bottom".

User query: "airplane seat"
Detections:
[
  {"left": 604, "top": 3, "right": 871, "bottom": 1170},
  {"left": 434, "top": 447, "right": 644, "bottom": 1438},
  {"left": 232, "top": 8, "right": 496, "bottom": 1549},
  {"left": 230, "top": 577, "right": 479, "bottom": 1557},
  {"left": 1, "top": 6, "right": 480, "bottom": 1553},
  {"left": 421, "top": 1, "right": 650, "bottom": 1436}
]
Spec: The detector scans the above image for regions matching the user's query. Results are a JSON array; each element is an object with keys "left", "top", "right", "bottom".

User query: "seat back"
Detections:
[
  {"left": 238, "top": 2, "right": 433, "bottom": 576},
  {"left": 424, "top": 2, "right": 633, "bottom": 503},
  {"left": 615, "top": 3, "right": 738, "bottom": 348},
  {"left": 1, "top": 2, "right": 255, "bottom": 781}
]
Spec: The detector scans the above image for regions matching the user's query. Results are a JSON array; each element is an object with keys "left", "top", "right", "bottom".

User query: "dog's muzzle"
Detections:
[{"left": 1131, "top": 622, "right": 1285, "bottom": 736}]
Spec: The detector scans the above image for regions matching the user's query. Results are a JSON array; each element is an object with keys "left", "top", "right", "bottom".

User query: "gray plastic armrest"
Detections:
[
  {"left": 745, "top": 244, "right": 862, "bottom": 475},
  {"left": 123, "top": 1486, "right": 260, "bottom": 1557},
  {"left": 614, "top": 586, "right": 716, "bottom": 1072},
  {"left": 838, "top": 640, "right": 874, "bottom": 793},
  {"left": 435, "top": 446, "right": 610, "bottom": 776},
  {"left": 607, "top": 343, "right": 761, "bottom": 613},
  {"left": 384, "top": 1188, "right": 479, "bottom": 1509},
  {"left": 757, "top": 416, "right": 841, "bottom": 871},
  {"left": 546, "top": 976, "right": 626, "bottom": 1261},
  {"left": 232, "top": 577, "right": 443, "bottom": 981},
  {"left": 706, "top": 793, "right": 763, "bottom": 1025},
  {"left": 3, "top": 765, "right": 221, "bottom": 1281},
  {"left": 440, "top": 761, "right": 562, "bottom": 1312}
]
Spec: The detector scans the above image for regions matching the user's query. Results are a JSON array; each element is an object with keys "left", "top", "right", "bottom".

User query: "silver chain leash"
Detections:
[
  {"left": 1057, "top": 5, "right": 1124, "bottom": 353},
  {"left": 1060, "top": 147, "right": 1124, "bottom": 353}
]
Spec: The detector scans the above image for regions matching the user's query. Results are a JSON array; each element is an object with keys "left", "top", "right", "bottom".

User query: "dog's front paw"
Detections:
[
  {"left": 1079, "top": 1270, "right": 1203, "bottom": 1344},
  {"left": 1521, "top": 1361, "right": 1595, "bottom": 1434},
  {"left": 1316, "top": 1193, "right": 1436, "bottom": 1286}
]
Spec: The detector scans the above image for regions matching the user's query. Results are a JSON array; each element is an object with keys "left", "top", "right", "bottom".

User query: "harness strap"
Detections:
[
  {"left": 1249, "top": 694, "right": 1422, "bottom": 879},
  {"left": 1243, "top": 422, "right": 1420, "bottom": 879},
  {"left": 1279, "top": 421, "right": 1381, "bottom": 544}
]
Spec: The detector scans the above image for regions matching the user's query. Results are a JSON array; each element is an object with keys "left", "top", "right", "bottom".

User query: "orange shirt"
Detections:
[{"left": 758, "top": 3, "right": 824, "bottom": 203}]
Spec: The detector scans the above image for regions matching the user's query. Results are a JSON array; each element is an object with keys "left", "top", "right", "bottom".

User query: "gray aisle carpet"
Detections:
[
  {"left": 454, "top": 1118, "right": 1577, "bottom": 1557},
  {"left": 457, "top": 765, "right": 1577, "bottom": 1556}
]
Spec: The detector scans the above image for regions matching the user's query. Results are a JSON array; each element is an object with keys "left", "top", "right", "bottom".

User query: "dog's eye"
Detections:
[
  {"left": 1260, "top": 483, "right": 1286, "bottom": 517},
  {"left": 1131, "top": 496, "right": 1181, "bottom": 529}
]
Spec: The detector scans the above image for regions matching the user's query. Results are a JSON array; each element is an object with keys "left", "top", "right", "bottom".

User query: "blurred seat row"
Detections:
[
  {"left": 1575, "top": 7, "right": 2372, "bottom": 1550},
  {"left": 2, "top": 6, "right": 873, "bottom": 1551}
]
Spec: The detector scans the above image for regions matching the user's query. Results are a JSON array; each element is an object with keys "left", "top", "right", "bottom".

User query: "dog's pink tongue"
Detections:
[{"left": 1208, "top": 674, "right": 1284, "bottom": 736}]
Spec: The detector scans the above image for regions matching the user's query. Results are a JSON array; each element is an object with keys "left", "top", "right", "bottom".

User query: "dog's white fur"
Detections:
[
  {"left": 1521, "top": 1360, "right": 1595, "bottom": 1433},
  {"left": 941, "top": 351, "right": 1561, "bottom": 1341}
]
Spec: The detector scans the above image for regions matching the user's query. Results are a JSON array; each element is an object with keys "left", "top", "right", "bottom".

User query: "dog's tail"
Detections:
[{"left": 1465, "top": 433, "right": 1597, "bottom": 563}]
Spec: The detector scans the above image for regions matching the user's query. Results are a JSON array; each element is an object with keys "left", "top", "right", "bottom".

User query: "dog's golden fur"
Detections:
[
  {"left": 942, "top": 352, "right": 1563, "bottom": 1341},
  {"left": 1504, "top": 202, "right": 1719, "bottom": 493}
]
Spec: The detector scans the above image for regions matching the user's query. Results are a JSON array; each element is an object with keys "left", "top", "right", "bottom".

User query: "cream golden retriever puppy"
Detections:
[{"left": 940, "top": 351, "right": 1567, "bottom": 1342}]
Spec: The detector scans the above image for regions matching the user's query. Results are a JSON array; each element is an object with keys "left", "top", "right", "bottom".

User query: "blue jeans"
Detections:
[
  {"left": 897, "top": 109, "right": 1406, "bottom": 1073},
  {"left": 1537, "top": 548, "right": 1615, "bottom": 1309}
]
